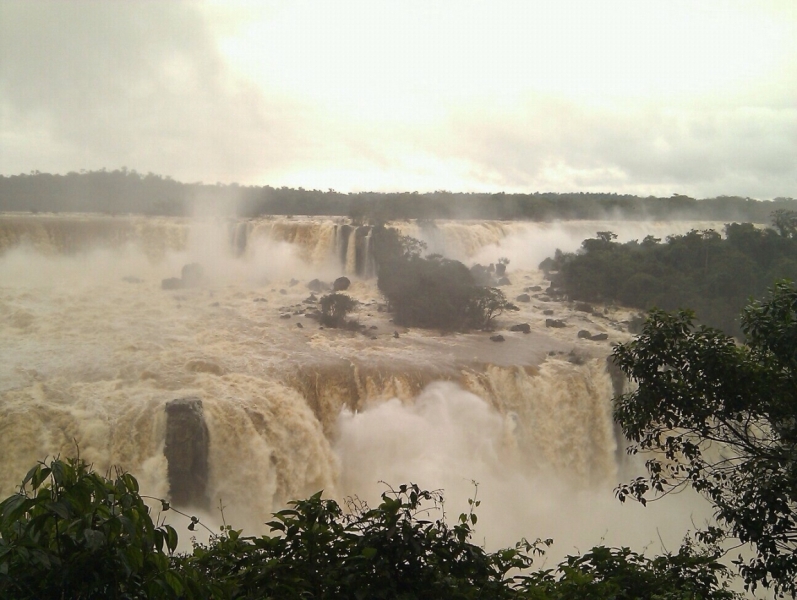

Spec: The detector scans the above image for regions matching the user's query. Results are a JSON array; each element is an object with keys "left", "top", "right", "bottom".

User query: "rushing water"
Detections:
[{"left": 0, "top": 213, "right": 724, "bottom": 560}]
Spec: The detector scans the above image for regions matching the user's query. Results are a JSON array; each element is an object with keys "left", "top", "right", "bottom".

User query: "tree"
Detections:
[
  {"left": 319, "top": 293, "right": 357, "bottom": 328},
  {"left": 612, "top": 281, "right": 797, "bottom": 596},
  {"left": 0, "top": 457, "right": 189, "bottom": 599}
]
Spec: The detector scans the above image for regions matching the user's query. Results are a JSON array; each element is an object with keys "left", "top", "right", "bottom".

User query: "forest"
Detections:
[
  {"left": 1, "top": 169, "right": 796, "bottom": 221},
  {"left": 542, "top": 211, "right": 797, "bottom": 335}
]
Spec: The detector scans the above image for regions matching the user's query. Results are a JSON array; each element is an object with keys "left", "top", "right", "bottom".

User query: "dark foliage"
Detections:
[
  {"left": 2, "top": 170, "right": 795, "bottom": 222},
  {"left": 372, "top": 226, "right": 508, "bottom": 331},
  {"left": 612, "top": 281, "right": 797, "bottom": 596},
  {"left": 0, "top": 458, "right": 742, "bottom": 599},
  {"left": 545, "top": 214, "right": 797, "bottom": 335},
  {"left": 318, "top": 293, "right": 357, "bottom": 328}
]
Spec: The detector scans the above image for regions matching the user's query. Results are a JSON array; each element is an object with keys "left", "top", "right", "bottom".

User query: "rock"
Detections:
[
  {"left": 296, "top": 322, "right": 303, "bottom": 329},
  {"left": 253, "top": 297, "right": 267, "bottom": 303},
  {"left": 505, "top": 303, "right": 520, "bottom": 311},
  {"left": 279, "top": 289, "right": 287, "bottom": 295},
  {"left": 161, "top": 277, "right": 183, "bottom": 290},
  {"left": 289, "top": 278, "right": 299, "bottom": 287},
  {"left": 577, "top": 329, "right": 592, "bottom": 339},
  {"left": 590, "top": 333, "right": 609, "bottom": 341},
  {"left": 543, "top": 309, "right": 554, "bottom": 315},
  {"left": 546, "top": 319, "right": 566, "bottom": 328},
  {"left": 307, "top": 279, "right": 329, "bottom": 292},
  {"left": 333, "top": 276, "right": 351, "bottom": 291},
  {"left": 509, "top": 323, "right": 531, "bottom": 333},
  {"left": 164, "top": 398, "right": 209, "bottom": 508},
  {"left": 526, "top": 285, "right": 542, "bottom": 292},
  {"left": 497, "top": 276, "right": 511, "bottom": 286},
  {"left": 369, "top": 325, "right": 378, "bottom": 329},
  {"left": 279, "top": 313, "right": 291, "bottom": 319},
  {"left": 304, "top": 294, "right": 318, "bottom": 303},
  {"left": 180, "top": 263, "right": 204, "bottom": 287},
  {"left": 574, "top": 302, "right": 594, "bottom": 313},
  {"left": 393, "top": 331, "right": 400, "bottom": 338},
  {"left": 490, "top": 334, "right": 505, "bottom": 342},
  {"left": 516, "top": 293, "right": 531, "bottom": 303}
]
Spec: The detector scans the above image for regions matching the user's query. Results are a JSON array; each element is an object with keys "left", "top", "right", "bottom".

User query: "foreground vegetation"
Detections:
[
  {"left": 543, "top": 211, "right": 797, "bottom": 335},
  {"left": 613, "top": 281, "right": 797, "bottom": 596},
  {"left": 2, "top": 169, "right": 795, "bottom": 221},
  {"left": 0, "top": 459, "right": 739, "bottom": 599}
]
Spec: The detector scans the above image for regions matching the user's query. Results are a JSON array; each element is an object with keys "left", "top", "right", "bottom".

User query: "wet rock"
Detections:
[
  {"left": 543, "top": 309, "right": 554, "bottom": 315},
  {"left": 164, "top": 397, "right": 209, "bottom": 508},
  {"left": 525, "top": 285, "right": 542, "bottom": 292},
  {"left": 369, "top": 325, "right": 378, "bottom": 329},
  {"left": 307, "top": 279, "right": 329, "bottom": 292},
  {"left": 509, "top": 323, "right": 531, "bottom": 334},
  {"left": 490, "top": 334, "right": 505, "bottom": 342},
  {"left": 296, "top": 322, "right": 303, "bottom": 328},
  {"left": 577, "top": 329, "right": 592, "bottom": 339},
  {"left": 304, "top": 294, "right": 318, "bottom": 303},
  {"left": 496, "top": 276, "right": 511, "bottom": 286},
  {"left": 393, "top": 331, "right": 400, "bottom": 338},
  {"left": 546, "top": 319, "right": 567, "bottom": 328},
  {"left": 574, "top": 302, "right": 594, "bottom": 313},
  {"left": 333, "top": 276, "right": 351, "bottom": 291},
  {"left": 253, "top": 297, "right": 268, "bottom": 303},
  {"left": 590, "top": 333, "right": 609, "bottom": 341},
  {"left": 289, "top": 278, "right": 299, "bottom": 287},
  {"left": 279, "top": 313, "right": 291, "bottom": 319},
  {"left": 161, "top": 277, "right": 183, "bottom": 290}
]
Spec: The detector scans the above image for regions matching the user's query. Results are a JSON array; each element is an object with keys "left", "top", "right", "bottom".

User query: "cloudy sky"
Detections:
[{"left": 1, "top": 1, "right": 795, "bottom": 197}]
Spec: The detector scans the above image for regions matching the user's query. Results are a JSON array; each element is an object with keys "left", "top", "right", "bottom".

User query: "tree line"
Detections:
[
  {"left": 542, "top": 211, "right": 797, "bottom": 336},
  {"left": 2, "top": 169, "right": 796, "bottom": 221}
]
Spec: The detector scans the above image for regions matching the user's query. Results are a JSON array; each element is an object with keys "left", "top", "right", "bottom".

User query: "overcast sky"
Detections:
[{"left": 1, "top": 1, "right": 795, "bottom": 197}]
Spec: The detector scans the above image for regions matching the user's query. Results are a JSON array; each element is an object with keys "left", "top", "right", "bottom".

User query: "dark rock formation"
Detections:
[
  {"left": 577, "top": 329, "right": 592, "bottom": 339},
  {"left": 496, "top": 276, "right": 511, "bottom": 286},
  {"left": 516, "top": 293, "right": 531, "bottom": 303},
  {"left": 509, "top": 323, "right": 531, "bottom": 333},
  {"left": 546, "top": 318, "right": 566, "bottom": 328},
  {"left": 543, "top": 309, "right": 554, "bottom": 315},
  {"left": 490, "top": 334, "right": 505, "bottom": 342},
  {"left": 307, "top": 278, "right": 329, "bottom": 292},
  {"left": 333, "top": 276, "right": 351, "bottom": 291},
  {"left": 164, "top": 397, "right": 209, "bottom": 508},
  {"left": 574, "top": 302, "right": 594, "bottom": 313},
  {"left": 590, "top": 333, "right": 609, "bottom": 341},
  {"left": 161, "top": 277, "right": 183, "bottom": 290},
  {"left": 525, "top": 285, "right": 542, "bottom": 292}
]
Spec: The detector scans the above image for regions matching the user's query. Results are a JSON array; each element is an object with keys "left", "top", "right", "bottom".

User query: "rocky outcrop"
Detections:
[
  {"left": 164, "top": 397, "right": 209, "bottom": 508},
  {"left": 161, "top": 263, "right": 204, "bottom": 290},
  {"left": 515, "top": 294, "right": 531, "bottom": 303},
  {"left": 509, "top": 323, "right": 531, "bottom": 334},
  {"left": 546, "top": 319, "right": 566, "bottom": 328},
  {"left": 333, "top": 276, "right": 351, "bottom": 291}
]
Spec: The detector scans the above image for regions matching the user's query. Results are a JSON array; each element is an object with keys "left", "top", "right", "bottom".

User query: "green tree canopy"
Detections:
[{"left": 612, "top": 281, "right": 797, "bottom": 596}]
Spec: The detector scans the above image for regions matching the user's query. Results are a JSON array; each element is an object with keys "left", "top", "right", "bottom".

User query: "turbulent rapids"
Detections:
[{"left": 0, "top": 213, "right": 718, "bottom": 556}]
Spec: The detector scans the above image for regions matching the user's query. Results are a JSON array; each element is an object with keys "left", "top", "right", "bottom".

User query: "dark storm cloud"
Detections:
[{"left": 0, "top": 1, "right": 301, "bottom": 182}]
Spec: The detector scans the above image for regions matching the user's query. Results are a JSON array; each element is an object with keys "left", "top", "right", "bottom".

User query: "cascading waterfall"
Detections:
[{"left": 0, "top": 212, "right": 720, "bottom": 557}]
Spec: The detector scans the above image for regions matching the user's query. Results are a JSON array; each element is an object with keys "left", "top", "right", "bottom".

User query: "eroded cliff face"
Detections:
[{"left": 164, "top": 397, "right": 209, "bottom": 508}]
